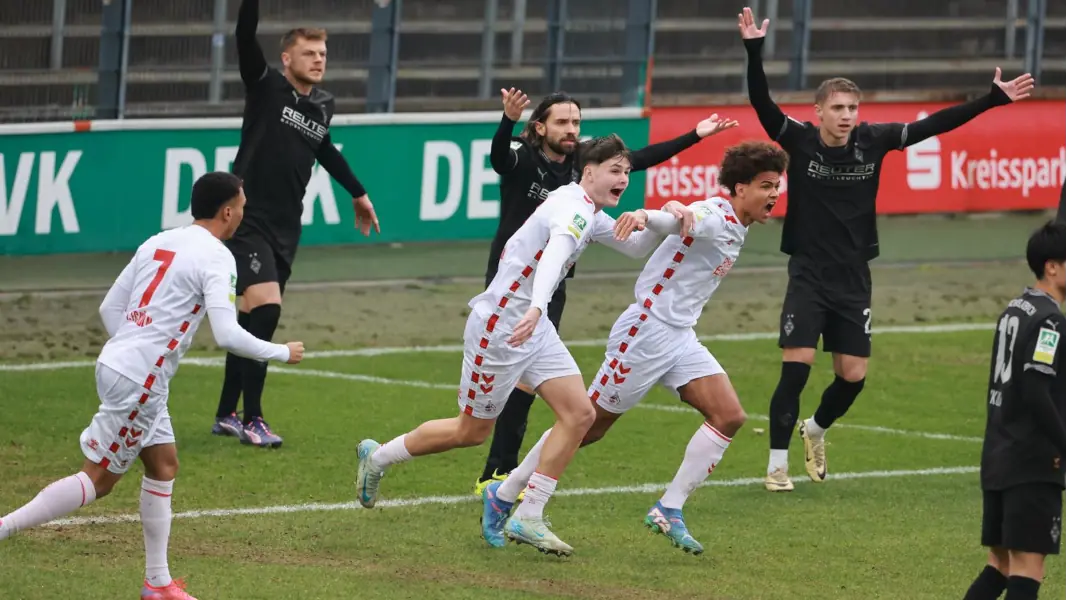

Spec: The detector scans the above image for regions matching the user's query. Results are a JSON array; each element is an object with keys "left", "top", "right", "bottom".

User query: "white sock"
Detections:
[
  {"left": 370, "top": 434, "right": 412, "bottom": 470},
  {"left": 497, "top": 429, "right": 552, "bottom": 503},
  {"left": 141, "top": 477, "right": 174, "bottom": 588},
  {"left": 513, "top": 472, "right": 558, "bottom": 519},
  {"left": 659, "top": 423, "right": 732, "bottom": 510},
  {"left": 0, "top": 471, "right": 96, "bottom": 540},
  {"left": 767, "top": 449, "right": 789, "bottom": 475},
  {"left": 804, "top": 417, "right": 827, "bottom": 439}
]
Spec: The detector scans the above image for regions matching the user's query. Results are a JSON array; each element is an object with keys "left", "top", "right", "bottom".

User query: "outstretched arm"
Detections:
[
  {"left": 897, "top": 70, "right": 1033, "bottom": 148},
  {"left": 630, "top": 115, "right": 739, "bottom": 172},
  {"left": 236, "top": 0, "right": 269, "bottom": 87}
]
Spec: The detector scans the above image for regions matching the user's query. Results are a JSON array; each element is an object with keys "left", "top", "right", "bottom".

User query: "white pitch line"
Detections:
[
  {"left": 47, "top": 465, "right": 978, "bottom": 528},
  {"left": 0, "top": 322, "right": 991, "bottom": 372}
]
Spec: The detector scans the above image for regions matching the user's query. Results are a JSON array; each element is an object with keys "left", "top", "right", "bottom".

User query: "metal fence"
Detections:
[{"left": 0, "top": 0, "right": 1062, "bottom": 122}]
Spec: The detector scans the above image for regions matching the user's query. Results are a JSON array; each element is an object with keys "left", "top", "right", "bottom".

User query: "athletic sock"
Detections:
[
  {"left": 480, "top": 388, "right": 536, "bottom": 481},
  {"left": 241, "top": 303, "right": 281, "bottom": 422},
  {"left": 370, "top": 434, "right": 413, "bottom": 470},
  {"left": 215, "top": 311, "right": 250, "bottom": 418},
  {"left": 141, "top": 477, "right": 174, "bottom": 588},
  {"left": 497, "top": 429, "right": 551, "bottom": 503},
  {"left": 659, "top": 423, "right": 731, "bottom": 510},
  {"left": 0, "top": 472, "right": 96, "bottom": 540},
  {"left": 513, "top": 472, "right": 557, "bottom": 520},
  {"left": 768, "top": 362, "right": 811, "bottom": 451}
]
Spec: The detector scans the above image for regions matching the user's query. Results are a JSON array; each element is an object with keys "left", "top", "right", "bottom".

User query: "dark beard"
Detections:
[{"left": 546, "top": 137, "right": 577, "bottom": 156}]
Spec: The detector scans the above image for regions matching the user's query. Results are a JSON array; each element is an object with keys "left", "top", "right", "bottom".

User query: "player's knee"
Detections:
[
  {"left": 988, "top": 547, "right": 1010, "bottom": 574},
  {"left": 838, "top": 368, "right": 866, "bottom": 384},
  {"left": 147, "top": 458, "right": 179, "bottom": 482},
  {"left": 454, "top": 420, "right": 493, "bottom": 448},
  {"left": 782, "top": 347, "right": 816, "bottom": 365},
  {"left": 86, "top": 471, "right": 118, "bottom": 499}
]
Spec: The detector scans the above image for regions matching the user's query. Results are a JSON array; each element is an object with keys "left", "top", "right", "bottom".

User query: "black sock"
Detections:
[
  {"left": 215, "top": 311, "right": 250, "bottom": 419},
  {"left": 1004, "top": 576, "right": 1040, "bottom": 600},
  {"left": 769, "top": 362, "right": 811, "bottom": 450},
  {"left": 813, "top": 376, "right": 866, "bottom": 429},
  {"left": 480, "top": 388, "right": 537, "bottom": 481},
  {"left": 963, "top": 565, "right": 1008, "bottom": 600},
  {"left": 241, "top": 304, "right": 281, "bottom": 423}
]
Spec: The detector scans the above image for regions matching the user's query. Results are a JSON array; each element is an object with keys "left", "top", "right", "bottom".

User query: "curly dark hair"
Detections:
[
  {"left": 719, "top": 141, "right": 789, "bottom": 197},
  {"left": 577, "top": 134, "right": 630, "bottom": 173}
]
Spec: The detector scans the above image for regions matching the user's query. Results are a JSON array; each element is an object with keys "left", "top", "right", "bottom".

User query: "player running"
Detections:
[
  {"left": 480, "top": 140, "right": 788, "bottom": 555},
  {"left": 963, "top": 221, "right": 1064, "bottom": 600},
  {"left": 0, "top": 173, "right": 304, "bottom": 600},
  {"left": 476, "top": 89, "right": 742, "bottom": 497},
  {"left": 355, "top": 135, "right": 689, "bottom": 557},
  {"left": 737, "top": 6, "right": 1037, "bottom": 490}
]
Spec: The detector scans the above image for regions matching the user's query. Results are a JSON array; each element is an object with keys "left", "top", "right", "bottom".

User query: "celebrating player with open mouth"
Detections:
[
  {"left": 354, "top": 134, "right": 698, "bottom": 557},
  {"left": 480, "top": 140, "right": 788, "bottom": 556}
]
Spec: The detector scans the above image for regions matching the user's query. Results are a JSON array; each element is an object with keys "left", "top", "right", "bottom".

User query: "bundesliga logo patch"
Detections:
[
  {"left": 568, "top": 213, "right": 588, "bottom": 238},
  {"left": 1033, "top": 328, "right": 1060, "bottom": 365}
]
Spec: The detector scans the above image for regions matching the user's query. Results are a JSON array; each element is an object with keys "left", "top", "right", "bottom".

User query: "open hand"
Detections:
[
  {"left": 696, "top": 113, "right": 740, "bottom": 138},
  {"left": 500, "top": 87, "right": 530, "bottom": 121},
  {"left": 993, "top": 67, "right": 1035, "bottom": 102},
  {"left": 737, "top": 6, "right": 769, "bottom": 39}
]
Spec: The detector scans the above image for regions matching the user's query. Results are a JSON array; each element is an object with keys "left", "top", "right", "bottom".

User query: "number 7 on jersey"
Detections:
[{"left": 139, "top": 249, "right": 176, "bottom": 308}]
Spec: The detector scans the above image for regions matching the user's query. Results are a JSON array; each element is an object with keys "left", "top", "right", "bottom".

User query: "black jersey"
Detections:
[
  {"left": 231, "top": 0, "right": 364, "bottom": 263},
  {"left": 743, "top": 37, "right": 1011, "bottom": 266},
  {"left": 980, "top": 287, "right": 1065, "bottom": 491}
]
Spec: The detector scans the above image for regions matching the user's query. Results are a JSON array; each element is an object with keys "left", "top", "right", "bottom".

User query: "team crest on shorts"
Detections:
[
  {"left": 783, "top": 314, "right": 795, "bottom": 336},
  {"left": 249, "top": 252, "right": 262, "bottom": 274},
  {"left": 1052, "top": 516, "right": 1061, "bottom": 545}
]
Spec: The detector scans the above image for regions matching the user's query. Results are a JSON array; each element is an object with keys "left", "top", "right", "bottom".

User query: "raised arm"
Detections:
[
  {"left": 738, "top": 8, "right": 800, "bottom": 144},
  {"left": 896, "top": 70, "right": 1033, "bottom": 149},
  {"left": 630, "top": 115, "right": 739, "bottom": 172},
  {"left": 316, "top": 134, "right": 367, "bottom": 199},
  {"left": 99, "top": 257, "right": 137, "bottom": 337},
  {"left": 490, "top": 88, "right": 531, "bottom": 175},
  {"left": 236, "top": 0, "right": 269, "bottom": 87}
]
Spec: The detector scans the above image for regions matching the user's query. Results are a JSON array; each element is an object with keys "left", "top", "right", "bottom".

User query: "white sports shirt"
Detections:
[
  {"left": 96, "top": 224, "right": 290, "bottom": 395},
  {"left": 635, "top": 197, "right": 748, "bottom": 328},
  {"left": 469, "top": 182, "right": 661, "bottom": 335}
]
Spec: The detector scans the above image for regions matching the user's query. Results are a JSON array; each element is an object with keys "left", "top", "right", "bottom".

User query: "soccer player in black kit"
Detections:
[
  {"left": 962, "top": 221, "right": 1064, "bottom": 600},
  {"left": 735, "top": 7, "right": 1038, "bottom": 490},
  {"left": 472, "top": 88, "right": 738, "bottom": 495},
  {"left": 211, "top": 0, "right": 379, "bottom": 448}
]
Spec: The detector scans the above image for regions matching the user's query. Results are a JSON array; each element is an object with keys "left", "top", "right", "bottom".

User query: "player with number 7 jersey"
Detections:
[{"left": 0, "top": 173, "right": 304, "bottom": 600}]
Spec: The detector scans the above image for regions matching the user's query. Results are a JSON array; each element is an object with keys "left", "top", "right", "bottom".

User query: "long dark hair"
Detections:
[{"left": 520, "top": 92, "right": 581, "bottom": 149}]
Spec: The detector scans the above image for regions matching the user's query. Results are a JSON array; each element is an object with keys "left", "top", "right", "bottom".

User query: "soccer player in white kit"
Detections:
[
  {"left": 355, "top": 134, "right": 694, "bottom": 557},
  {"left": 0, "top": 172, "right": 305, "bottom": 600},
  {"left": 480, "top": 140, "right": 790, "bottom": 556}
]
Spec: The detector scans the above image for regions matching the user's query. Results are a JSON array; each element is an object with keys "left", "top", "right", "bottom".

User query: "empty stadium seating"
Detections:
[{"left": 0, "top": 0, "right": 1063, "bottom": 121}]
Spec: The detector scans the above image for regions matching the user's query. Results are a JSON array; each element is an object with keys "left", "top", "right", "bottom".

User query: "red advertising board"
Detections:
[{"left": 646, "top": 101, "right": 1065, "bottom": 215}]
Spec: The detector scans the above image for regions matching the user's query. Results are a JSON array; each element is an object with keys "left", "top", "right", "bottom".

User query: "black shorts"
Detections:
[
  {"left": 224, "top": 229, "right": 293, "bottom": 296},
  {"left": 982, "top": 483, "right": 1063, "bottom": 555},
  {"left": 778, "top": 257, "right": 873, "bottom": 357},
  {"left": 484, "top": 267, "right": 568, "bottom": 331}
]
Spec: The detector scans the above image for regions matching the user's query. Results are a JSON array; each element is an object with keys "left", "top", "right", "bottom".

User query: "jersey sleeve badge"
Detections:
[
  {"left": 229, "top": 273, "right": 238, "bottom": 304},
  {"left": 1033, "top": 327, "right": 1061, "bottom": 365},
  {"left": 567, "top": 213, "right": 588, "bottom": 239}
]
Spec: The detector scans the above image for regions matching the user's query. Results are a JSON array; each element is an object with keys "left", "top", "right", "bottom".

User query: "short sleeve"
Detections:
[
  {"left": 864, "top": 122, "right": 909, "bottom": 153},
  {"left": 1023, "top": 316, "right": 1063, "bottom": 378},
  {"left": 202, "top": 250, "right": 239, "bottom": 311}
]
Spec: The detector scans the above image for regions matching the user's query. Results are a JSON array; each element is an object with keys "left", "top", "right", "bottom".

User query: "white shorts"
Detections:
[
  {"left": 588, "top": 304, "right": 724, "bottom": 414},
  {"left": 79, "top": 363, "right": 174, "bottom": 475},
  {"left": 456, "top": 304, "right": 581, "bottom": 420}
]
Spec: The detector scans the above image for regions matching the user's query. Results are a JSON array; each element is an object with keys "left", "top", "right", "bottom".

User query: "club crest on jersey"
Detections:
[
  {"left": 1033, "top": 328, "right": 1060, "bottom": 365},
  {"left": 568, "top": 213, "right": 588, "bottom": 238}
]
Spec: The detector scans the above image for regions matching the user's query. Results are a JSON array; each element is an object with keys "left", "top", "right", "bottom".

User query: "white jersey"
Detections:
[
  {"left": 469, "top": 182, "right": 614, "bottom": 329},
  {"left": 96, "top": 225, "right": 240, "bottom": 395},
  {"left": 634, "top": 198, "right": 748, "bottom": 328}
]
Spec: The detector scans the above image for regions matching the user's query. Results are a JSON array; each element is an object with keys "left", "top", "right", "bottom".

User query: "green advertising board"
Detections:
[{"left": 0, "top": 109, "right": 648, "bottom": 256}]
